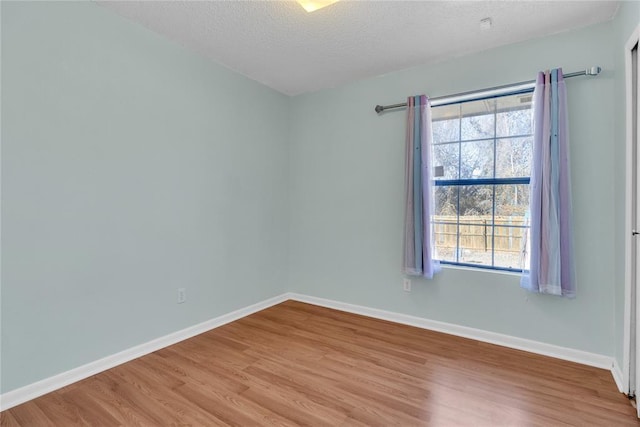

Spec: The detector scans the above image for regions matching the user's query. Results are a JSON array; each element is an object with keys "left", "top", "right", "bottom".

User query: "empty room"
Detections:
[{"left": 2, "top": 0, "right": 640, "bottom": 425}]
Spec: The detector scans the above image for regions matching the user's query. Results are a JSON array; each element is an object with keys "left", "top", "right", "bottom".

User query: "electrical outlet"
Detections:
[
  {"left": 177, "top": 288, "right": 186, "bottom": 304},
  {"left": 403, "top": 278, "right": 411, "bottom": 292}
]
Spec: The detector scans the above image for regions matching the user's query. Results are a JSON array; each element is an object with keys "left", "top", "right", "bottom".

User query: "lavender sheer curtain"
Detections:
[
  {"left": 521, "top": 69, "right": 576, "bottom": 297},
  {"left": 403, "top": 95, "right": 441, "bottom": 279}
]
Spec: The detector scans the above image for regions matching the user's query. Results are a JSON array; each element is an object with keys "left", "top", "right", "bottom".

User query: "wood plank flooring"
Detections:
[{"left": 1, "top": 300, "right": 637, "bottom": 426}]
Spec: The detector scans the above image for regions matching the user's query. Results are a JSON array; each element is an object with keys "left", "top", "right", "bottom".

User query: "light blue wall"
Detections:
[
  {"left": 1, "top": 1, "right": 290, "bottom": 393},
  {"left": 614, "top": 1, "right": 640, "bottom": 371},
  {"left": 2, "top": 0, "right": 634, "bottom": 397},
  {"left": 288, "top": 21, "right": 618, "bottom": 356}
]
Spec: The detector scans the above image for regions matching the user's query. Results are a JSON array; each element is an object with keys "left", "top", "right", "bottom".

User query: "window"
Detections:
[{"left": 431, "top": 93, "right": 533, "bottom": 271}]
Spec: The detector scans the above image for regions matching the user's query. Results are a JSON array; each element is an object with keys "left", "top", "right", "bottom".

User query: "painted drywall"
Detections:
[
  {"left": 1, "top": 1, "right": 289, "bottom": 393},
  {"left": 1, "top": 0, "right": 632, "bottom": 399},
  {"left": 288, "top": 21, "right": 618, "bottom": 356},
  {"left": 614, "top": 1, "right": 640, "bottom": 374}
]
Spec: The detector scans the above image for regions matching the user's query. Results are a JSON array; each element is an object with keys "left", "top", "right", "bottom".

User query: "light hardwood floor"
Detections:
[{"left": 1, "top": 300, "right": 637, "bottom": 426}]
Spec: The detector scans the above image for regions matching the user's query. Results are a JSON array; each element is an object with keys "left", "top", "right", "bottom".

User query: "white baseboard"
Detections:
[
  {"left": 612, "top": 358, "right": 626, "bottom": 394},
  {"left": 0, "top": 293, "right": 290, "bottom": 411},
  {"left": 288, "top": 293, "right": 615, "bottom": 371},
  {"left": 1, "top": 291, "right": 622, "bottom": 412}
]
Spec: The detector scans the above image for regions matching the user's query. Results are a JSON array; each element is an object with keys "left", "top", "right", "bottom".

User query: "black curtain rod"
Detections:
[{"left": 374, "top": 66, "right": 602, "bottom": 114}]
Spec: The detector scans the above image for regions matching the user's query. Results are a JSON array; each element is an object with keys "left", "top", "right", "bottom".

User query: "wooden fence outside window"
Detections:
[{"left": 432, "top": 215, "right": 528, "bottom": 257}]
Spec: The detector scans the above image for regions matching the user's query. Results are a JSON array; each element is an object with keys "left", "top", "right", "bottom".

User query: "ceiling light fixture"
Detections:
[
  {"left": 296, "top": 0, "right": 339, "bottom": 13},
  {"left": 480, "top": 17, "right": 492, "bottom": 31}
]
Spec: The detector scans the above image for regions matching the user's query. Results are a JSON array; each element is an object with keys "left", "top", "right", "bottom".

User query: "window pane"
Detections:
[
  {"left": 433, "top": 143, "right": 459, "bottom": 180},
  {"left": 458, "top": 184, "right": 492, "bottom": 266},
  {"left": 496, "top": 138, "right": 532, "bottom": 178},
  {"left": 434, "top": 186, "right": 458, "bottom": 216},
  {"left": 495, "top": 184, "right": 529, "bottom": 217},
  {"left": 432, "top": 218, "right": 457, "bottom": 262},
  {"left": 459, "top": 223, "right": 493, "bottom": 267},
  {"left": 493, "top": 225, "right": 529, "bottom": 270},
  {"left": 433, "top": 186, "right": 458, "bottom": 262},
  {"left": 460, "top": 140, "right": 494, "bottom": 179},
  {"left": 433, "top": 118, "right": 460, "bottom": 143},
  {"left": 458, "top": 185, "right": 493, "bottom": 218},
  {"left": 431, "top": 103, "right": 460, "bottom": 121},
  {"left": 496, "top": 96, "right": 532, "bottom": 137},
  {"left": 461, "top": 115, "right": 495, "bottom": 141},
  {"left": 432, "top": 186, "right": 458, "bottom": 262},
  {"left": 461, "top": 100, "right": 495, "bottom": 141}
]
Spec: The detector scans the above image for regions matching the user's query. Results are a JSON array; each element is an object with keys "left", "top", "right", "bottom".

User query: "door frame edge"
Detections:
[{"left": 623, "top": 22, "right": 640, "bottom": 397}]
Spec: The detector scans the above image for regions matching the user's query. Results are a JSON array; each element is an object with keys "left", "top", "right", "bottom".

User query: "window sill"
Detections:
[{"left": 440, "top": 263, "right": 522, "bottom": 277}]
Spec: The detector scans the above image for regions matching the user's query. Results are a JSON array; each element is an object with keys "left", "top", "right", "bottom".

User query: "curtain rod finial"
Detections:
[
  {"left": 586, "top": 66, "right": 601, "bottom": 76},
  {"left": 375, "top": 105, "right": 384, "bottom": 114}
]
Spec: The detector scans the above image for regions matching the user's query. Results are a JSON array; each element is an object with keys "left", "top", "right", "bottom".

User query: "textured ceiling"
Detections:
[{"left": 98, "top": 1, "right": 620, "bottom": 96}]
